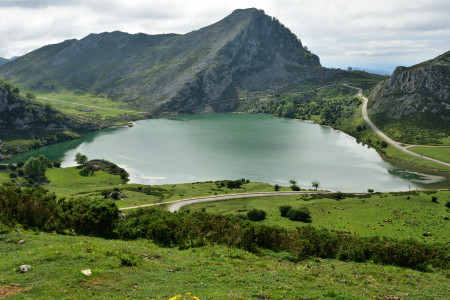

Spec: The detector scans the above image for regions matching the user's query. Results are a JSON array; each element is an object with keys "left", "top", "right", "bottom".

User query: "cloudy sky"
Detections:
[{"left": 1, "top": 0, "right": 449, "bottom": 73}]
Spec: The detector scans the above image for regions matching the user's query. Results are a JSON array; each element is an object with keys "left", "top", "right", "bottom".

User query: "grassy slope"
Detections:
[
  {"left": 30, "top": 89, "right": 144, "bottom": 119},
  {"left": 1, "top": 231, "right": 449, "bottom": 299},
  {"left": 408, "top": 147, "right": 450, "bottom": 164},
  {"left": 186, "top": 191, "right": 450, "bottom": 244}
]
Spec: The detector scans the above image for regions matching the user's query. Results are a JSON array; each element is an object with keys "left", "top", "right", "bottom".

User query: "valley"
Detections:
[{"left": 0, "top": 6, "right": 449, "bottom": 300}]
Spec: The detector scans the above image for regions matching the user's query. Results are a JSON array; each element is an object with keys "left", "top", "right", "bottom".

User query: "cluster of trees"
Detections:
[
  {"left": 4, "top": 155, "right": 60, "bottom": 185},
  {"left": 262, "top": 86, "right": 362, "bottom": 126}
]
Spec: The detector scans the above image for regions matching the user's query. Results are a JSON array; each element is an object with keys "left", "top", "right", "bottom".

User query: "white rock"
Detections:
[
  {"left": 81, "top": 269, "right": 92, "bottom": 276},
  {"left": 18, "top": 265, "right": 31, "bottom": 273}
]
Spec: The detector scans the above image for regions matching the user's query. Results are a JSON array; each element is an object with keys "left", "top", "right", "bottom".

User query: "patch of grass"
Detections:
[
  {"left": 0, "top": 230, "right": 448, "bottom": 299},
  {"left": 31, "top": 89, "right": 144, "bottom": 119},
  {"left": 186, "top": 191, "right": 450, "bottom": 244},
  {"left": 408, "top": 147, "right": 450, "bottom": 164}
]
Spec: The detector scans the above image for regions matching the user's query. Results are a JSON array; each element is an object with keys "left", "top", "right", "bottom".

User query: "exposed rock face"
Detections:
[
  {"left": 0, "top": 8, "right": 322, "bottom": 114},
  {"left": 369, "top": 51, "right": 450, "bottom": 119}
]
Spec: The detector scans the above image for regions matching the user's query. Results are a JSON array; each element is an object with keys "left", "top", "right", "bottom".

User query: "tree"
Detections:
[
  {"left": 380, "top": 141, "right": 388, "bottom": 148},
  {"left": 321, "top": 107, "right": 332, "bottom": 122},
  {"left": 312, "top": 180, "right": 320, "bottom": 191},
  {"left": 289, "top": 179, "right": 297, "bottom": 185},
  {"left": 274, "top": 184, "right": 280, "bottom": 191},
  {"left": 75, "top": 152, "right": 88, "bottom": 167},
  {"left": 23, "top": 155, "right": 49, "bottom": 181}
]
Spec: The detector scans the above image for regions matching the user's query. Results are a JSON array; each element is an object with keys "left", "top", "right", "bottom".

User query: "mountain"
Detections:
[
  {"left": 368, "top": 51, "right": 450, "bottom": 144},
  {"left": 0, "top": 79, "right": 98, "bottom": 157},
  {"left": 0, "top": 8, "right": 322, "bottom": 114},
  {"left": 0, "top": 57, "right": 8, "bottom": 67}
]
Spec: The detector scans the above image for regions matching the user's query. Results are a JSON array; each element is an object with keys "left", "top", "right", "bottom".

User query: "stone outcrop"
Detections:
[{"left": 369, "top": 51, "right": 450, "bottom": 118}]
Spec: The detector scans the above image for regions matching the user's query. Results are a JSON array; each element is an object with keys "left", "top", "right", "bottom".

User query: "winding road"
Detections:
[
  {"left": 343, "top": 84, "right": 450, "bottom": 168},
  {"left": 120, "top": 191, "right": 331, "bottom": 212}
]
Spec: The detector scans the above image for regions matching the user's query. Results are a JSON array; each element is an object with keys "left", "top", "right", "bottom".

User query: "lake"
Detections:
[{"left": 9, "top": 113, "right": 445, "bottom": 192}]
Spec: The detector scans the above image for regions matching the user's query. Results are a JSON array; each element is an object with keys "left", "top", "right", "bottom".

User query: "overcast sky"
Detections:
[{"left": 1, "top": 0, "right": 449, "bottom": 73}]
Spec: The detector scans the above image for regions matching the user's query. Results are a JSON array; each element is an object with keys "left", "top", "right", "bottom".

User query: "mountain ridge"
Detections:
[{"left": 0, "top": 8, "right": 321, "bottom": 113}]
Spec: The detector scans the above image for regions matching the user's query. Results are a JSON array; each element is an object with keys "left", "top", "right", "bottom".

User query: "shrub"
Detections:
[
  {"left": 274, "top": 184, "right": 280, "bottom": 191},
  {"left": 110, "top": 191, "right": 120, "bottom": 200},
  {"left": 431, "top": 196, "right": 438, "bottom": 203},
  {"left": 9, "top": 172, "right": 17, "bottom": 179},
  {"left": 0, "top": 184, "right": 59, "bottom": 230},
  {"left": 17, "top": 162, "right": 24, "bottom": 168},
  {"left": 290, "top": 185, "right": 300, "bottom": 191},
  {"left": 53, "top": 161, "right": 61, "bottom": 168},
  {"left": 380, "top": 141, "right": 388, "bottom": 148},
  {"left": 367, "top": 189, "right": 374, "bottom": 193},
  {"left": 445, "top": 201, "right": 450, "bottom": 209},
  {"left": 247, "top": 209, "right": 266, "bottom": 221},
  {"left": 287, "top": 207, "right": 311, "bottom": 222},
  {"left": 279, "top": 205, "right": 292, "bottom": 217},
  {"left": 59, "top": 197, "right": 119, "bottom": 237}
]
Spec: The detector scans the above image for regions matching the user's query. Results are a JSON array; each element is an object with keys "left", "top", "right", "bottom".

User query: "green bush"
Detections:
[
  {"left": 246, "top": 209, "right": 266, "bottom": 221},
  {"left": 445, "top": 201, "right": 450, "bottom": 209},
  {"left": 0, "top": 184, "right": 59, "bottom": 230},
  {"left": 431, "top": 196, "right": 438, "bottom": 203},
  {"left": 279, "top": 205, "right": 292, "bottom": 217},
  {"left": 59, "top": 197, "right": 119, "bottom": 237},
  {"left": 287, "top": 207, "right": 311, "bottom": 222},
  {"left": 290, "top": 185, "right": 300, "bottom": 191},
  {"left": 274, "top": 184, "right": 280, "bottom": 191}
]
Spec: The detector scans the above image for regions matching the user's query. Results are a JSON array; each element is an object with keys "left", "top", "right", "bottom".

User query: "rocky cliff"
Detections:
[
  {"left": 0, "top": 8, "right": 322, "bottom": 114},
  {"left": 368, "top": 51, "right": 450, "bottom": 144},
  {"left": 369, "top": 51, "right": 450, "bottom": 118}
]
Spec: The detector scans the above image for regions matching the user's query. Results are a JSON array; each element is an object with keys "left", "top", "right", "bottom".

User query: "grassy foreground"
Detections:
[{"left": 1, "top": 230, "right": 449, "bottom": 299}]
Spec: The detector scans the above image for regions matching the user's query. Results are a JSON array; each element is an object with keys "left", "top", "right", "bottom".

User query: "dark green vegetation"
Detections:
[
  {"left": 0, "top": 9, "right": 322, "bottom": 114},
  {"left": 369, "top": 51, "right": 450, "bottom": 145}
]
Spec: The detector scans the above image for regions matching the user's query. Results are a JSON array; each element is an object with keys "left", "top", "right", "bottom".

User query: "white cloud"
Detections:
[{"left": 0, "top": 0, "right": 449, "bottom": 72}]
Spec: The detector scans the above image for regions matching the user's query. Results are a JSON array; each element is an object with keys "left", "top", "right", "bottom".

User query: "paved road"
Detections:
[
  {"left": 343, "top": 84, "right": 450, "bottom": 168},
  {"left": 120, "top": 191, "right": 331, "bottom": 212}
]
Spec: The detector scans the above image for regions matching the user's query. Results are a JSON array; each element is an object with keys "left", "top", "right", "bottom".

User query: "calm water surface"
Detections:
[{"left": 10, "top": 114, "right": 443, "bottom": 192}]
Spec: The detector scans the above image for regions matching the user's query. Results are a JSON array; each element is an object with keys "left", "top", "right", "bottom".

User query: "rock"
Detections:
[
  {"left": 81, "top": 269, "right": 92, "bottom": 276},
  {"left": 14, "top": 228, "right": 20, "bottom": 233},
  {"left": 18, "top": 265, "right": 31, "bottom": 273},
  {"left": 18, "top": 240, "right": 25, "bottom": 245},
  {"left": 10, "top": 283, "right": 21, "bottom": 287}
]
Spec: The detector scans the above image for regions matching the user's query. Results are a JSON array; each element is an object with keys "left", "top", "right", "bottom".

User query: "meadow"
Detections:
[{"left": 1, "top": 230, "right": 449, "bottom": 299}]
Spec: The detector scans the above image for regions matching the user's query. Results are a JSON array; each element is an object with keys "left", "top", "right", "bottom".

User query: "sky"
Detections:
[{"left": 1, "top": 0, "right": 449, "bottom": 73}]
